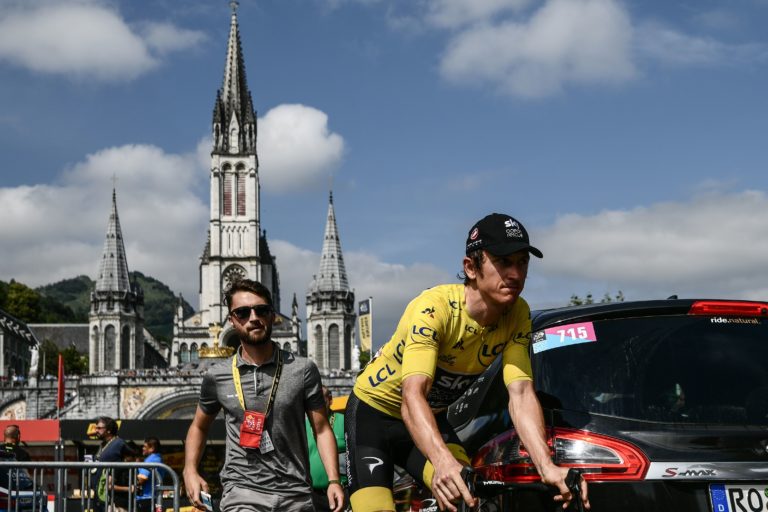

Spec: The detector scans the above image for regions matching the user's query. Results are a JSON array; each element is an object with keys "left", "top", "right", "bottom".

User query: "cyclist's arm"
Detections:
[
  {"left": 402, "top": 375, "right": 475, "bottom": 512},
  {"left": 507, "top": 380, "right": 590, "bottom": 509}
]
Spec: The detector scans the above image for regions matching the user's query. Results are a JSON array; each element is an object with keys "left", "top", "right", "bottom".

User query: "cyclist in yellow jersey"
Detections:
[{"left": 345, "top": 213, "right": 590, "bottom": 512}]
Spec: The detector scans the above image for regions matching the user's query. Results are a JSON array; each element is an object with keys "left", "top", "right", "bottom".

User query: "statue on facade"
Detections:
[{"left": 29, "top": 344, "right": 40, "bottom": 378}]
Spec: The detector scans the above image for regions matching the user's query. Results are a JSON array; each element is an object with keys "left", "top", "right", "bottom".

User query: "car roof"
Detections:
[{"left": 531, "top": 298, "right": 715, "bottom": 330}]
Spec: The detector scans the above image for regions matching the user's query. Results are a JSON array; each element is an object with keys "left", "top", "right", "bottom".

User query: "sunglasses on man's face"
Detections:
[{"left": 230, "top": 304, "right": 274, "bottom": 321}]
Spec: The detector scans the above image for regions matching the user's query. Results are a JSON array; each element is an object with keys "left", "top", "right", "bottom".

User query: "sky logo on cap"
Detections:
[
  {"left": 504, "top": 219, "right": 523, "bottom": 238},
  {"left": 469, "top": 227, "right": 479, "bottom": 240}
]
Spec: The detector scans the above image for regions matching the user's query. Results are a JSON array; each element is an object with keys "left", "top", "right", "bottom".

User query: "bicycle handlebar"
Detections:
[{"left": 460, "top": 467, "right": 584, "bottom": 512}]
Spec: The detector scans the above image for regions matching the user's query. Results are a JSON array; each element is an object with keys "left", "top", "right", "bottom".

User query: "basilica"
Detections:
[{"left": 0, "top": 3, "right": 357, "bottom": 421}]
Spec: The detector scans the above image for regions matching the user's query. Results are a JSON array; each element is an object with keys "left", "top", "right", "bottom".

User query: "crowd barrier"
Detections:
[{"left": 0, "top": 461, "right": 180, "bottom": 512}]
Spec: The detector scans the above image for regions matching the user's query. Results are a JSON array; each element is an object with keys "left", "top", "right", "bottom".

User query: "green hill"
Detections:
[
  {"left": 28, "top": 273, "right": 195, "bottom": 343},
  {"left": 130, "top": 271, "right": 195, "bottom": 342}
]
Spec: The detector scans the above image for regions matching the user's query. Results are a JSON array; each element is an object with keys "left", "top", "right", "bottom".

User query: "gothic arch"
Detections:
[
  {"left": 328, "top": 324, "right": 340, "bottom": 369},
  {"left": 91, "top": 325, "right": 99, "bottom": 370},
  {"left": 120, "top": 325, "right": 131, "bottom": 369},
  {"left": 104, "top": 325, "right": 116, "bottom": 371},
  {"left": 314, "top": 325, "right": 324, "bottom": 363},
  {"left": 134, "top": 389, "right": 202, "bottom": 420},
  {"left": 344, "top": 324, "right": 352, "bottom": 370}
]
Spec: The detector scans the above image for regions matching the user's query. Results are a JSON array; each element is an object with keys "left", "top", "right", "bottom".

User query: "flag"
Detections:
[
  {"left": 57, "top": 354, "right": 65, "bottom": 409},
  {"left": 358, "top": 298, "right": 373, "bottom": 353}
]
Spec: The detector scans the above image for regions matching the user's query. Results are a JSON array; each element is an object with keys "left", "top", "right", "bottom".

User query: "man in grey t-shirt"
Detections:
[{"left": 183, "top": 279, "right": 345, "bottom": 512}]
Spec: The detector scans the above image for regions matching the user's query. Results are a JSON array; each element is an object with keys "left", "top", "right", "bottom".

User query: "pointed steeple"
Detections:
[
  {"left": 212, "top": 0, "right": 257, "bottom": 154},
  {"left": 313, "top": 191, "right": 349, "bottom": 292},
  {"left": 95, "top": 189, "right": 132, "bottom": 292}
]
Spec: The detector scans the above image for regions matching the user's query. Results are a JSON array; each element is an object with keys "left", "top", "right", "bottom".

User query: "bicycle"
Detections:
[{"left": 459, "top": 467, "right": 584, "bottom": 512}]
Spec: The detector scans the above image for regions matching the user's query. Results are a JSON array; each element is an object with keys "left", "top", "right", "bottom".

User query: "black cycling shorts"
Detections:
[{"left": 344, "top": 391, "right": 469, "bottom": 512}]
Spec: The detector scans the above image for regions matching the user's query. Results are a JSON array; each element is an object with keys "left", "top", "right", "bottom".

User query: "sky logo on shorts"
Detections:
[{"left": 362, "top": 456, "right": 384, "bottom": 474}]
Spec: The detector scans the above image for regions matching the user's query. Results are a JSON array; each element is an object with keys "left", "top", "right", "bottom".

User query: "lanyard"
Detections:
[
  {"left": 232, "top": 343, "right": 283, "bottom": 415},
  {"left": 96, "top": 437, "right": 115, "bottom": 460}
]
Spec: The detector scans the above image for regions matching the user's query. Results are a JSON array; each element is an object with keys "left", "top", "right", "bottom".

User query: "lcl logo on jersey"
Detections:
[
  {"left": 411, "top": 325, "right": 439, "bottom": 342},
  {"left": 367, "top": 363, "right": 397, "bottom": 388},
  {"left": 477, "top": 342, "right": 504, "bottom": 367}
]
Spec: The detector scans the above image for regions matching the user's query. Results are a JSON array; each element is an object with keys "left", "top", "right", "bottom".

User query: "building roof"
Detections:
[
  {"left": 28, "top": 324, "right": 89, "bottom": 352},
  {"left": 0, "top": 309, "right": 39, "bottom": 346},
  {"left": 95, "top": 189, "right": 132, "bottom": 293},
  {"left": 310, "top": 192, "right": 350, "bottom": 293}
]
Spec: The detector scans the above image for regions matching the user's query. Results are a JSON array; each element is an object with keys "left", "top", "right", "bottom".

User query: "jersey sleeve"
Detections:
[
  {"left": 502, "top": 300, "right": 534, "bottom": 385},
  {"left": 401, "top": 291, "right": 448, "bottom": 381}
]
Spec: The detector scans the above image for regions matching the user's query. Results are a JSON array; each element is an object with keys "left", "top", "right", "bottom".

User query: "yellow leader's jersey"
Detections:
[{"left": 353, "top": 284, "right": 534, "bottom": 418}]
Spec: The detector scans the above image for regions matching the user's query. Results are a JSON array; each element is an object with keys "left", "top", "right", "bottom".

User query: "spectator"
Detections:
[
  {"left": 306, "top": 386, "right": 347, "bottom": 511},
  {"left": 137, "top": 437, "right": 165, "bottom": 512},
  {"left": 110, "top": 443, "right": 140, "bottom": 512},
  {"left": 3, "top": 424, "right": 30, "bottom": 462},
  {"left": 1, "top": 424, "right": 32, "bottom": 491},
  {"left": 92, "top": 417, "right": 130, "bottom": 511},
  {"left": 183, "top": 279, "right": 344, "bottom": 512}
]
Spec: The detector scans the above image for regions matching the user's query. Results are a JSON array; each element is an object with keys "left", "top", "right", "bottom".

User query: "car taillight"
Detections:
[
  {"left": 472, "top": 428, "right": 649, "bottom": 482},
  {"left": 688, "top": 300, "right": 768, "bottom": 317}
]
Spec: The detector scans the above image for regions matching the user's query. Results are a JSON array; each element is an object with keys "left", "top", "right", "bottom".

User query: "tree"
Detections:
[
  {"left": 569, "top": 291, "right": 624, "bottom": 306},
  {"left": 61, "top": 345, "right": 89, "bottom": 375},
  {"left": 358, "top": 350, "right": 371, "bottom": 368},
  {"left": 5, "top": 281, "right": 41, "bottom": 322},
  {"left": 38, "top": 340, "right": 88, "bottom": 376},
  {"left": 569, "top": 293, "right": 594, "bottom": 306},
  {"left": 40, "top": 339, "right": 60, "bottom": 376}
]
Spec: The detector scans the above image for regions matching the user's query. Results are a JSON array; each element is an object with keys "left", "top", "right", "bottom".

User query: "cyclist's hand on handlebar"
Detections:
[
  {"left": 430, "top": 457, "right": 476, "bottom": 512},
  {"left": 541, "top": 466, "right": 590, "bottom": 510}
]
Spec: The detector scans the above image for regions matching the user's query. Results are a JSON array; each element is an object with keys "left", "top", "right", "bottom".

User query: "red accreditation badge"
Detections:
[{"left": 239, "top": 410, "right": 265, "bottom": 449}]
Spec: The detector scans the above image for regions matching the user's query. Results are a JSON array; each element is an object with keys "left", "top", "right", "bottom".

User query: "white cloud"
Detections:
[
  {"left": 139, "top": 21, "right": 208, "bottom": 55},
  {"left": 535, "top": 190, "right": 768, "bottom": 301},
  {"left": 258, "top": 104, "right": 345, "bottom": 193},
  {"left": 690, "top": 9, "right": 742, "bottom": 33},
  {"left": 0, "top": 1, "right": 205, "bottom": 82},
  {"left": 439, "top": 0, "right": 636, "bottom": 97},
  {"left": 271, "top": 240, "right": 452, "bottom": 347},
  {"left": 425, "top": 0, "right": 532, "bottom": 29},
  {"left": 0, "top": 142, "right": 209, "bottom": 302},
  {"left": 635, "top": 22, "right": 768, "bottom": 67}
]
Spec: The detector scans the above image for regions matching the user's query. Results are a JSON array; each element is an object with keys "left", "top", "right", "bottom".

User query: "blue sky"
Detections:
[{"left": 1, "top": 0, "right": 767, "bottom": 345}]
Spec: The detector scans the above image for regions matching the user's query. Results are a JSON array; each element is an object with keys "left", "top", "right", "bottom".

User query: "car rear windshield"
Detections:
[{"left": 532, "top": 314, "right": 768, "bottom": 425}]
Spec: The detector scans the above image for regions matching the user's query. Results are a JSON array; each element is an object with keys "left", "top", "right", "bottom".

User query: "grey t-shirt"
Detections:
[{"left": 198, "top": 344, "right": 325, "bottom": 495}]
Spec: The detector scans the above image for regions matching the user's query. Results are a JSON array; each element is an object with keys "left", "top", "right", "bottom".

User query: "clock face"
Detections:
[{"left": 222, "top": 265, "right": 247, "bottom": 290}]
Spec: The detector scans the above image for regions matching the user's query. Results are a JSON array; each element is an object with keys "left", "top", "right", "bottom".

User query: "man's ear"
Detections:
[{"left": 463, "top": 256, "right": 477, "bottom": 280}]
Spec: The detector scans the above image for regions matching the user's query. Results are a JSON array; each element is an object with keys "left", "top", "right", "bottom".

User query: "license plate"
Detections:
[{"left": 710, "top": 484, "right": 768, "bottom": 512}]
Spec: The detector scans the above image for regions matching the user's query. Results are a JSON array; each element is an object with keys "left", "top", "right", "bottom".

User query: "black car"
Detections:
[{"left": 395, "top": 298, "right": 768, "bottom": 512}]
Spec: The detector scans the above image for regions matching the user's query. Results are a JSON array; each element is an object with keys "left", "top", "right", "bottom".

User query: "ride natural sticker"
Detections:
[{"left": 532, "top": 321, "right": 597, "bottom": 353}]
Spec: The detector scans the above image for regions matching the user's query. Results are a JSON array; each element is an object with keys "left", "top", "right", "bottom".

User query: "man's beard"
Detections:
[{"left": 241, "top": 324, "right": 272, "bottom": 346}]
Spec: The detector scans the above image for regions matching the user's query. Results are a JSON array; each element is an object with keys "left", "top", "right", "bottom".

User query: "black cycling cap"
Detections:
[{"left": 465, "top": 213, "right": 543, "bottom": 258}]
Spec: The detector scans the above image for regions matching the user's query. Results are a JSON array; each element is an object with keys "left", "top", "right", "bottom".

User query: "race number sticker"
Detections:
[{"left": 532, "top": 322, "right": 597, "bottom": 354}]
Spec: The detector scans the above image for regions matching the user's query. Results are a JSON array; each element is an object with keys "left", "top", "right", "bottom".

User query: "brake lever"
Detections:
[{"left": 564, "top": 469, "right": 584, "bottom": 512}]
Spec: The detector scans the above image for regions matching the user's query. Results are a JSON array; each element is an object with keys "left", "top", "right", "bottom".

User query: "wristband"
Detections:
[{"left": 328, "top": 479, "right": 342, "bottom": 486}]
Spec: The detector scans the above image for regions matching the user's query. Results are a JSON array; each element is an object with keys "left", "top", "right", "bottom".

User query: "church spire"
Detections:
[
  {"left": 212, "top": 0, "right": 256, "bottom": 154},
  {"left": 306, "top": 191, "right": 355, "bottom": 370},
  {"left": 95, "top": 188, "right": 132, "bottom": 292},
  {"left": 313, "top": 191, "right": 349, "bottom": 292}
]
